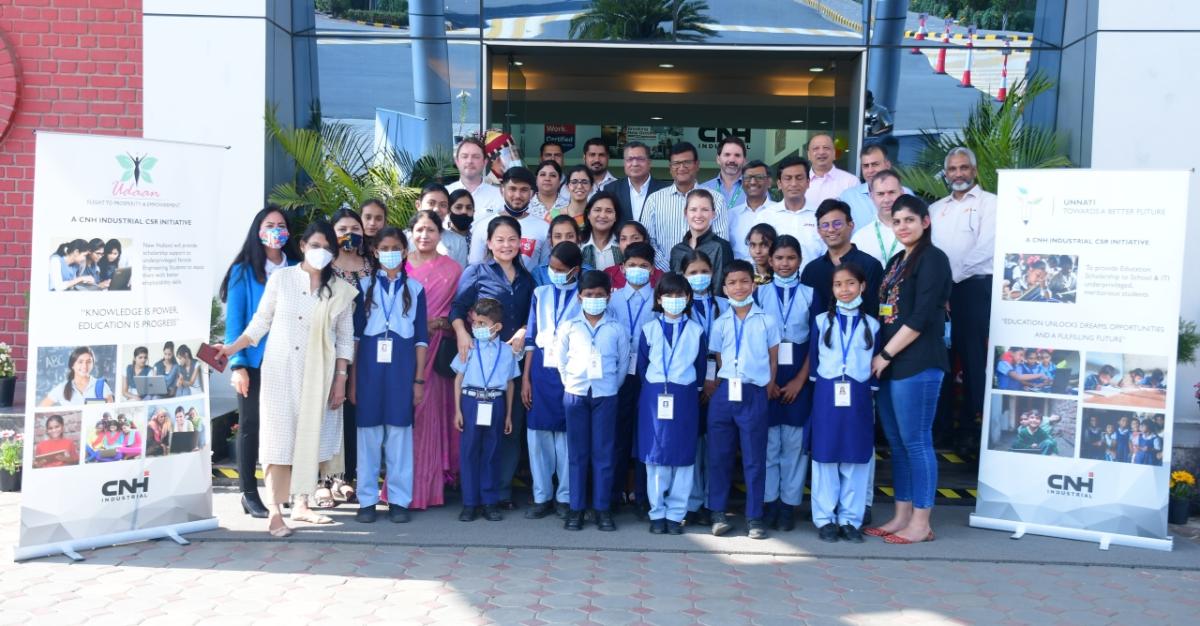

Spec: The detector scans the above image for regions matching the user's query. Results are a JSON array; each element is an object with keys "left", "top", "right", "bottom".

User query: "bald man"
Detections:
[{"left": 804, "top": 133, "right": 858, "bottom": 206}]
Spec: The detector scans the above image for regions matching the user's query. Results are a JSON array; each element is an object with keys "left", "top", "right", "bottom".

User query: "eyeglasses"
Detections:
[
  {"left": 669, "top": 159, "right": 695, "bottom": 168},
  {"left": 568, "top": 179, "right": 591, "bottom": 187},
  {"left": 744, "top": 174, "right": 770, "bottom": 182},
  {"left": 818, "top": 220, "right": 846, "bottom": 231},
  {"left": 625, "top": 156, "right": 648, "bottom": 163}
]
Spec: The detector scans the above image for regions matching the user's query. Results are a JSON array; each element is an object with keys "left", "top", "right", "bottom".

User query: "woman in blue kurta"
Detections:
[
  {"left": 521, "top": 241, "right": 583, "bottom": 519},
  {"left": 756, "top": 235, "right": 814, "bottom": 532},
  {"left": 352, "top": 227, "right": 429, "bottom": 524},
  {"left": 808, "top": 263, "right": 881, "bottom": 544},
  {"left": 681, "top": 250, "right": 724, "bottom": 525},
  {"left": 637, "top": 273, "right": 707, "bottom": 535}
]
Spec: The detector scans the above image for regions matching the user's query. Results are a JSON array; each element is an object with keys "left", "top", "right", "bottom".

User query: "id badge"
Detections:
[
  {"left": 588, "top": 348, "right": 605, "bottom": 380},
  {"left": 476, "top": 400, "right": 493, "bottom": 426},
  {"left": 627, "top": 343, "right": 637, "bottom": 376},
  {"left": 376, "top": 338, "right": 393, "bottom": 364},
  {"left": 705, "top": 356, "right": 717, "bottom": 381},
  {"left": 834, "top": 381, "right": 851, "bottom": 407},
  {"left": 878, "top": 304, "right": 894, "bottom": 317},
  {"left": 657, "top": 394, "right": 674, "bottom": 420},
  {"left": 728, "top": 377, "right": 743, "bottom": 402},
  {"left": 544, "top": 345, "right": 559, "bottom": 368},
  {"left": 778, "top": 342, "right": 794, "bottom": 366}
]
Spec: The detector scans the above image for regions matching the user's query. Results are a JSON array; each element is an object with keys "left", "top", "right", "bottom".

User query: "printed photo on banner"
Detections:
[
  {"left": 992, "top": 346, "right": 1080, "bottom": 395},
  {"left": 1001, "top": 253, "right": 1078, "bottom": 303},
  {"left": 35, "top": 345, "right": 117, "bottom": 408},
  {"left": 143, "top": 399, "right": 206, "bottom": 458},
  {"left": 1079, "top": 408, "right": 1166, "bottom": 466},
  {"left": 119, "top": 339, "right": 207, "bottom": 402},
  {"left": 1081, "top": 352, "right": 1168, "bottom": 410},
  {"left": 83, "top": 407, "right": 143, "bottom": 464},
  {"left": 987, "top": 393, "right": 1079, "bottom": 458},
  {"left": 30, "top": 410, "right": 82, "bottom": 470},
  {"left": 45, "top": 237, "right": 132, "bottom": 292}
]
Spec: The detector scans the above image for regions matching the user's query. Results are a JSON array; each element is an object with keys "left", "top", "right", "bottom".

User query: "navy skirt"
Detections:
[
  {"left": 637, "top": 381, "right": 700, "bottom": 467},
  {"left": 356, "top": 331, "right": 417, "bottom": 428},
  {"left": 527, "top": 347, "right": 567, "bottom": 432},
  {"left": 768, "top": 340, "right": 813, "bottom": 428}
]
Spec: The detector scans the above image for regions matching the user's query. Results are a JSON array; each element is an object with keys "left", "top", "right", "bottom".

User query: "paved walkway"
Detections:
[{"left": 3, "top": 490, "right": 1199, "bottom": 625}]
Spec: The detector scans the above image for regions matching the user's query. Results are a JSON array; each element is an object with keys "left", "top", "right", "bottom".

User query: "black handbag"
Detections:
[{"left": 433, "top": 333, "right": 460, "bottom": 379}]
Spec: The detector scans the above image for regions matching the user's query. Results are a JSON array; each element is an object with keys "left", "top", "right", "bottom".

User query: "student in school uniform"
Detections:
[
  {"left": 756, "top": 235, "right": 815, "bottom": 532},
  {"left": 351, "top": 227, "right": 429, "bottom": 524},
  {"left": 609, "top": 242, "right": 659, "bottom": 517},
  {"left": 808, "top": 263, "right": 881, "bottom": 543},
  {"left": 707, "top": 259, "right": 781, "bottom": 539},
  {"left": 521, "top": 241, "right": 583, "bottom": 520},
  {"left": 680, "top": 249, "right": 725, "bottom": 526},
  {"left": 637, "top": 273, "right": 707, "bottom": 535},
  {"left": 531, "top": 215, "right": 587, "bottom": 286},
  {"left": 558, "top": 270, "right": 631, "bottom": 531},
  {"left": 453, "top": 298, "right": 521, "bottom": 522}
]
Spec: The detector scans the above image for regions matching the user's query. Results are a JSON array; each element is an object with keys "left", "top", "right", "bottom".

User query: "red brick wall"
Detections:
[{"left": 0, "top": 0, "right": 142, "bottom": 374}]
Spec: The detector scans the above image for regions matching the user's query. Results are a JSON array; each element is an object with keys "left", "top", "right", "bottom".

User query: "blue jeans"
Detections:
[{"left": 877, "top": 368, "right": 944, "bottom": 509}]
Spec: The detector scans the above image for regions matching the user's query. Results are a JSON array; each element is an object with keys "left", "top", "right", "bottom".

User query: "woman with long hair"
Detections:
[
  {"left": 580, "top": 191, "right": 621, "bottom": 271},
  {"left": 561, "top": 165, "right": 593, "bottom": 225},
  {"left": 39, "top": 346, "right": 114, "bottom": 407},
  {"left": 97, "top": 238, "right": 124, "bottom": 288},
  {"left": 174, "top": 344, "right": 204, "bottom": 396},
  {"left": 49, "top": 239, "right": 94, "bottom": 291},
  {"left": 531, "top": 160, "right": 569, "bottom": 219},
  {"left": 33, "top": 414, "right": 79, "bottom": 468}
]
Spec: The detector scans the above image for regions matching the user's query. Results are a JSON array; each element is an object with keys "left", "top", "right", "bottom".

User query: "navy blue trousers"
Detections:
[
  {"left": 706, "top": 381, "right": 769, "bottom": 520},
  {"left": 565, "top": 391, "right": 618, "bottom": 512}
]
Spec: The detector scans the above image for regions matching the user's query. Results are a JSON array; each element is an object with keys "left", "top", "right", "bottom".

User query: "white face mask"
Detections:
[{"left": 304, "top": 247, "right": 334, "bottom": 270}]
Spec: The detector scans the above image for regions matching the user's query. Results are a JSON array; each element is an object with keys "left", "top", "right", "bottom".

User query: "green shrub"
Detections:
[{"left": 343, "top": 9, "right": 408, "bottom": 27}]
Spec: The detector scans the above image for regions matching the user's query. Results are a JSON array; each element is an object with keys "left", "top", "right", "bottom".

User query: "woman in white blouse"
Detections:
[
  {"left": 39, "top": 346, "right": 114, "bottom": 407},
  {"left": 219, "top": 220, "right": 358, "bottom": 538}
]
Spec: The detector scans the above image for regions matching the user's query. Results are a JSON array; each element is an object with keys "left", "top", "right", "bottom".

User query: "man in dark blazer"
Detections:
[{"left": 607, "top": 140, "right": 669, "bottom": 224}]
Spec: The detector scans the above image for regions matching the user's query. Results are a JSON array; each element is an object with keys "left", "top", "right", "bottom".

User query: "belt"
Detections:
[{"left": 463, "top": 387, "right": 505, "bottom": 400}]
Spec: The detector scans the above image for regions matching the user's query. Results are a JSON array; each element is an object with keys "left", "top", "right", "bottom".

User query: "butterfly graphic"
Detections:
[{"left": 116, "top": 153, "right": 158, "bottom": 186}]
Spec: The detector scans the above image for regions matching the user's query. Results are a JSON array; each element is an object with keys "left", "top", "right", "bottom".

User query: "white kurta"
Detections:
[{"left": 244, "top": 265, "right": 355, "bottom": 466}]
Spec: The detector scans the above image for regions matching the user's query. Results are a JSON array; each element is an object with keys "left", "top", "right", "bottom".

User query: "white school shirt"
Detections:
[
  {"left": 812, "top": 311, "right": 881, "bottom": 383},
  {"left": 728, "top": 198, "right": 778, "bottom": 261},
  {"left": 708, "top": 304, "right": 781, "bottom": 387},
  {"left": 641, "top": 316, "right": 705, "bottom": 387},
  {"left": 448, "top": 180, "right": 503, "bottom": 217},
  {"left": 609, "top": 283, "right": 657, "bottom": 372},
  {"left": 762, "top": 203, "right": 826, "bottom": 271},
  {"left": 641, "top": 183, "right": 729, "bottom": 271},
  {"left": 929, "top": 185, "right": 998, "bottom": 283},
  {"left": 556, "top": 314, "right": 630, "bottom": 397},
  {"left": 849, "top": 217, "right": 902, "bottom": 266},
  {"left": 357, "top": 272, "right": 428, "bottom": 342},
  {"left": 755, "top": 279, "right": 814, "bottom": 344},
  {"left": 526, "top": 283, "right": 581, "bottom": 351},
  {"left": 467, "top": 210, "right": 549, "bottom": 270},
  {"left": 43, "top": 376, "right": 113, "bottom": 406},
  {"left": 805, "top": 165, "right": 859, "bottom": 206}
]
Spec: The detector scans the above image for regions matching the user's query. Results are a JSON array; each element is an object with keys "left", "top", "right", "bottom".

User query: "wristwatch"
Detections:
[
  {"left": 880, "top": 349, "right": 894, "bottom": 362},
  {"left": 415, "top": 379, "right": 425, "bottom": 385}
]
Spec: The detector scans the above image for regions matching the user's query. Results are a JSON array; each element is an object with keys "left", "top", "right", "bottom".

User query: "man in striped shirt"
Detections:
[{"left": 640, "top": 142, "right": 729, "bottom": 271}]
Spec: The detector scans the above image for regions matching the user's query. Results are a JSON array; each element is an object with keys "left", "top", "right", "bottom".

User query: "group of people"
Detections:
[
  {"left": 145, "top": 405, "right": 205, "bottom": 456},
  {"left": 120, "top": 342, "right": 206, "bottom": 401},
  {"left": 994, "top": 347, "right": 1069, "bottom": 393},
  {"left": 86, "top": 413, "right": 143, "bottom": 462},
  {"left": 1001, "top": 253, "right": 1076, "bottom": 303},
  {"left": 215, "top": 134, "right": 996, "bottom": 545},
  {"left": 1009, "top": 410, "right": 1063, "bottom": 455},
  {"left": 48, "top": 237, "right": 129, "bottom": 291},
  {"left": 1081, "top": 414, "right": 1164, "bottom": 465}
]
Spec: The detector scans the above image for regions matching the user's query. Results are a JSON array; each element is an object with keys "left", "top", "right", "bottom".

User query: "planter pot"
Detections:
[
  {"left": 0, "top": 469, "right": 21, "bottom": 492},
  {"left": 0, "top": 376, "right": 15, "bottom": 408},
  {"left": 1168, "top": 496, "right": 1191, "bottom": 525}
]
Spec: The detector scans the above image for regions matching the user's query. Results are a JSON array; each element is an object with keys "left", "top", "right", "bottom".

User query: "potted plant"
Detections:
[
  {"left": 226, "top": 423, "right": 239, "bottom": 465},
  {"left": 0, "top": 342, "right": 16, "bottom": 408},
  {"left": 1169, "top": 470, "right": 1195, "bottom": 525},
  {"left": 0, "top": 429, "right": 23, "bottom": 492}
]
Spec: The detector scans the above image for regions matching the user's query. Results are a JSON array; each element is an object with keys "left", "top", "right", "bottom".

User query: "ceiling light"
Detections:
[
  {"left": 512, "top": 61, "right": 524, "bottom": 66},
  {"left": 658, "top": 63, "right": 674, "bottom": 68},
  {"left": 790, "top": 119, "right": 803, "bottom": 124},
  {"left": 650, "top": 116, "right": 664, "bottom": 121},
  {"left": 819, "top": 120, "right": 828, "bottom": 125},
  {"left": 809, "top": 66, "right": 824, "bottom": 72}
]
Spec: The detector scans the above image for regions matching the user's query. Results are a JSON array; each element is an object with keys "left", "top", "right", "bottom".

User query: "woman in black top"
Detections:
[{"left": 867, "top": 194, "right": 952, "bottom": 545}]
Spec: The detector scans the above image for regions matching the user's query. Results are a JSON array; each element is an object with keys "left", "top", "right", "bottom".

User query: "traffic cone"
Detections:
[
  {"left": 996, "top": 40, "right": 1010, "bottom": 102},
  {"left": 911, "top": 13, "right": 928, "bottom": 54},
  {"left": 934, "top": 21, "right": 950, "bottom": 74},
  {"left": 957, "top": 27, "right": 976, "bottom": 88}
]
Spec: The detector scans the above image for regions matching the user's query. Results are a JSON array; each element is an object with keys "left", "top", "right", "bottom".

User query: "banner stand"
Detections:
[
  {"left": 14, "top": 518, "right": 219, "bottom": 562},
  {"left": 970, "top": 514, "right": 1174, "bottom": 552}
]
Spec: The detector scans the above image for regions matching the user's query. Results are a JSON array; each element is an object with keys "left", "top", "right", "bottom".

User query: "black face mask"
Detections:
[{"left": 449, "top": 212, "right": 473, "bottom": 231}]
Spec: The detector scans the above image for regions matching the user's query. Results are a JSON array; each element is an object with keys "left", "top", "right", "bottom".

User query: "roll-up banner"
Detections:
[
  {"left": 971, "top": 169, "right": 1190, "bottom": 551},
  {"left": 16, "top": 132, "right": 225, "bottom": 561}
]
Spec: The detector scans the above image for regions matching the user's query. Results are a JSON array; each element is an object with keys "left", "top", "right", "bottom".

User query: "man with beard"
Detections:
[
  {"left": 930, "top": 147, "right": 997, "bottom": 452},
  {"left": 582, "top": 137, "right": 618, "bottom": 194},
  {"left": 700, "top": 136, "right": 747, "bottom": 208},
  {"left": 849, "top": 169, "right": 904, "bottom": 265},
  {"left": 839, "top": 145, "right": 911, "bottom": 233},
  {"left": 447, "top": 137, "right": 504, "bottom": 217},
  {"left": 727, "top": 160, "right": 778, "bottom": 261}
]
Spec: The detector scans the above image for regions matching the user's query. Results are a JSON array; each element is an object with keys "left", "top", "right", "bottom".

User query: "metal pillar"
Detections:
[{"left": 410, "top": 0, "right": 454, "bottom": 153}]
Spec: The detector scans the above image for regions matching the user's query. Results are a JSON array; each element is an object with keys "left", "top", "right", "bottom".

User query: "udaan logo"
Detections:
[
  {"left": 112, "top": 153, "right": 162, "bottom": 198},
  {"left": 101, "top": 470, "right": 151, "bottom": 503}
]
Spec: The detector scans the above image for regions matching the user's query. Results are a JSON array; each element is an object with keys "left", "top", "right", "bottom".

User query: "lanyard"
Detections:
[
  {"left": 379, "top": 276, "right": 403, "bottom": 326},
  {"left": 836, "top": 313, "right": 862, "bottom": 379},
  {"left": 551, "top": 287, "right": 576, "bottom": 329},
  {"left": 773, "top": 284, "right": 798, "bottom": 328},
  {"left": 625, "top": 291, "right": 647, "bottom": 338},
  {"left": 474, "top": 339, "right": 504, "bottom": 391},
  {"left": 875, "top": 221, "right": 899, "bottom": 261},
  {"left": 727, "top": 182, "right": 743, "bottom": 208},
  {"left": 694, "top": 296, "right": 714, "bottom": 339},
  {"left": 585, "top": 319, "right": 604, "bottom": 347},
  {"left": 658, "top": 318, "right": 682, "bottom": 391},
  {"left": 733, "top": 312, "right": 748, "bottom": 372}
]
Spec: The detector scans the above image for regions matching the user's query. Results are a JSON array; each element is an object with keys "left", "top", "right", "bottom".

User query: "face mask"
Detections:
[
  {"left": 378, "top": 250, "right": 404, "bottom": 270},
  {"left": 625, "top": 266, "right": 651, "bottom": 286},
  {"left": 661, "top": 297, "right": 687, "bottom": 316},
  {"left": 773, "top": 273, "right": 798, "bottom": 287},
  {"left": 547, "top": 268, "right": 573, "bottom": 286},
  {"left": 836, "top": 294, "right": 863, "bottom": 312},
  {"left": 472, "top": 326, "right": 494, "bottom": 341},
  {"left": 449, "top": 212, "right": 473, "bottom": 231},
  {"left": 503, "top": 204, "right": 528, "bottom": 218},
  {"left": 338, "top": 232, "right": 363, "bottom": 252},
  {"left": 686, "top": 273, "right": 712, "bottom": 293},
  {"left": 259, "top": 226, "right": 288, "bottom": 250},
  {"left": 581, "top": 297, "right": 608, "bottom": 316},
  {"left": 729, "top": 295, "right": 754, "bottom": 308},
  {"left": 304, "top": 247, "right": 334, "bottom": 270}
]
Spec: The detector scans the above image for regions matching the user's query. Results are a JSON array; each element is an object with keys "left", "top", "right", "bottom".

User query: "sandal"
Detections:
[
  {"left": 333, "top": 479, "right": 357, "bottom": 504},
  {"left": 884, "top": 530, "right": 935, "bottom": 544},
  {"left": 268, "top": 515, "right": 293, "bottom": 538},
  {"left": 863, "top": 527, "right": 892, "bottom": 537},
  {"left": 291, "top": 510, "right": 334, "bottom": 525},
  {"left": 312, "top": 486, "right": 337, "bottom": 509}
]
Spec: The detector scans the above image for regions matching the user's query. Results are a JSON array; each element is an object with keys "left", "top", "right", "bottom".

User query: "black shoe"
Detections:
[
  {"left": 241, "top": 493, "right": 270, "bottom": 519},
  {"left": 458, "top": 506, "right": 478, "bottom": 522},
  {"left": 711, "top": 511, "right": 732, "bottom": 536},
  {"left": 840, "top": 524, "right": 864, "bottom": 543},
  {"left": 355, "top": 505, "right": 377, "bottom": 523},
  {"left": 779, "top": 504, "right": 796, "bottom": 531},
  {"left": 483, "top": 505, "right": 503, "bottom": 521},
  {"left": 524, "top": 501, "right": 555, "bottom": 519},
  {"left": 635, "top": 502, "right": 651, "bottom": 522},
  {"left": 498, "top": 499, "right": 516, "bottom": 511},
  {"left": 696, "top": 507, "right": 712, "bottom": 527},
  {"left": 818, "top": 523, "right": 840, "bottom": 543},
  {"left": 564, "top": 510, "right": 583, "bottom": 531},
  {"left": 862, "top": 505, "right": 873, "bottom": 527},
  {"left": 747, "top": 518, "right": 768, "bottom": 540},
  {"left": 388, "top": 504, "right": 410, "bottom": 523},
  {"left": 555, "top": 502, "right": 570, "bottom": 519},
  {"left": 597, "top": 510, "right": 617, "bottom": 532},
  {"left": 764, "top": 500, "right": 780, "bottom": 530},
  {"left": 649, "top": 519, "right": 667, "bottom": 534},
  {"left": 666, "top": 520, "right": 684, "bottom": 535}
]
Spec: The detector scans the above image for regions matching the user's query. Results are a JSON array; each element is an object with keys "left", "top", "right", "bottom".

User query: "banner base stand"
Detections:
[
  {"left": 13, "top": 517, "right": 219, "bottom": 562},
  {"left": 970, "top": 514, "right": 1173, "bottom": 552}
]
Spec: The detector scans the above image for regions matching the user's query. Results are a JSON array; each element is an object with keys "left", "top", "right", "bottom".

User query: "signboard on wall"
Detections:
[{"left": 531, "top": 123, "right": 815, "bottom": 166}]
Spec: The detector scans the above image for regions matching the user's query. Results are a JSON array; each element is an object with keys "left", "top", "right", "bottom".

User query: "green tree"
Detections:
[{"left": 569, "top": 0, "right": 716, "bottom": 42}]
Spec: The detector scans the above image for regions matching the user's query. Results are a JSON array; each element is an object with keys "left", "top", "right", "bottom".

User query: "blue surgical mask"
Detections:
[
  {"left": 581, "top": 297, "right": 608, "bottom": 316},
  {"left": 472, "top": 326, "right": 494, "bottom": 341},
  {"left": 728, "top": 295, "right": 754, "bottom": 308},
  {"left": 661, "top": 297, "right": 687, "bottom": 316},
  {"left": 773, "top": 273, "right": 798, "bottom": 287},
  {"left": 686, "top": 273, "right": 712, "bottom": 293},
  {"left": 378, "top": 250, "right": 404, "bottom": 270},
  {"left": 625, "top": 266, "right": 651, "bottom": 287},
  {"left": 836, "top": 295, "right": 863, "bottom": 312},
  {"left": 548, "top": 268, "right": 572, "bottom": 286}
]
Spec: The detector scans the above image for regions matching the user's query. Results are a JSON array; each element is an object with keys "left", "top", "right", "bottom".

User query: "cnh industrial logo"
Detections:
[
  {"left": 112, "top": 152, "right": 162, "bottom": 198},
  {"left": 101, "top": 471, "right": 151, "bottom": 502},
  {"left": 1046, "top": 472, "right": 1094, "bottom": 498}
]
